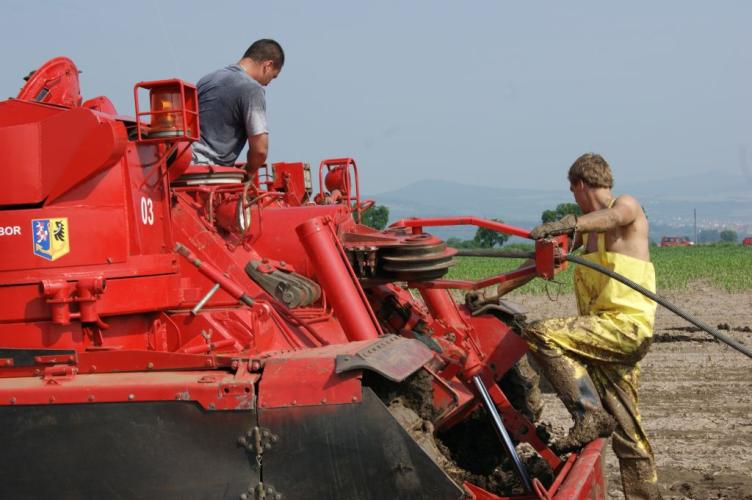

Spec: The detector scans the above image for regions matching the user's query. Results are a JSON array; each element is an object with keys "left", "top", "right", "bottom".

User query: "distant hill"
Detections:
[
  {"left": 366, "top": 172, "right": 752, "bottom": 241},
  {"left": 365, "top": 179, "right": 559, "bottom": 240},
  {"left": 620, "top": 171, "right": 752, "bottom": 199}
]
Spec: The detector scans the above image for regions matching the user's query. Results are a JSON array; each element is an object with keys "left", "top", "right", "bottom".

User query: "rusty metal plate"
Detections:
[{"left": 335, "top": 334, "right": 434, "bottom": 382}]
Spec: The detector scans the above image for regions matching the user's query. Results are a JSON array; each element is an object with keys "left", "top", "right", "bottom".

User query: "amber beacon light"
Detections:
[{"left": 133, "top": 79, "right": 199, "bottom": 143}]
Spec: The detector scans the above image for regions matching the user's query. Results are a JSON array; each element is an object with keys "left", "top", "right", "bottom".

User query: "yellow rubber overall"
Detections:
[{"left": 525, "top": 232, "right": 660, "bottom": 499}]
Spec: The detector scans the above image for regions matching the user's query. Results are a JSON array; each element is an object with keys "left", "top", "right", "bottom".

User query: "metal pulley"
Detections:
[
  {"left": 378, "top": 234, "right": 456, "bottom": 281},
  {"left": 343, "top": 229, "right": 457, "bottom": 282},
  {"left": 170, "top": 166, "right": 246, "bottom": 186}
]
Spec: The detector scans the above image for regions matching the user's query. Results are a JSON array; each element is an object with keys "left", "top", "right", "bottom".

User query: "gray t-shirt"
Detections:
[{"left": 191, "top": 64, "right": 267, "bottom": 166}]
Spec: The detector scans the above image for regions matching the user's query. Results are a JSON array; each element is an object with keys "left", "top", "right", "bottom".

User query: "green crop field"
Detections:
[{"left": 446, "top": 245, "right": 752, "bottom": 294}]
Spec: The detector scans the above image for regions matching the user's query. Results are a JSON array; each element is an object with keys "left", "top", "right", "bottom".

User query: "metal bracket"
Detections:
[
  {"left": 0, "top": 348, "right": 76, "bottom": 368},
  {"left": 335, "top": 334, "right": 434, "bottom": 382},
  {"left": 471, "top": 298, "right": 528, "bottom": 321},
  {"left": 244, "top": 481, "right": 281, "bottom": 500},
  {"left": 409, "top": 329, "right": 443, "bottom": 353},
  {"left": 42, "top": 364, "right": 78, "bottom": 384},
  {"left": 237, "top": 427, "right": 283, "bottom": 500},
  {"left": 238, "top": 426, "right": 279, "bottom": 457}
]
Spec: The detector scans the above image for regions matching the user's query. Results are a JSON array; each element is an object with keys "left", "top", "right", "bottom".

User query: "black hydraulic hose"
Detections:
[
  {"left": 565, "top": 254, "right": 752, "bottom": 359},
  {"left": 455, "top": 247, "right": 752, "bottom": 359},
  {"left": 472, "top": 375, "right": 532, "bottom": 493}
]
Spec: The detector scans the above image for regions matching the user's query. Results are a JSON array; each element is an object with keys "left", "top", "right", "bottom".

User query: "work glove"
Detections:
[
  {"left": 465, "top": 289, "right": 497, "bottom": 311},
  {"left": 529, "top": 214, "right": 578, "bottom": 240}
]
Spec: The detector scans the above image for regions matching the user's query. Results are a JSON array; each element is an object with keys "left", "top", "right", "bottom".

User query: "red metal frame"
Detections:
[
  {"left": 0, "top": 370, "right": 258, "bottom": 411},
  {"left": 317, "top": 157, "right": 367, "bottom": 221},
  {"left": 297, "top": 216, "right": 382, "bottom": 341},
  {"left": 392, "top": 216, "right": 533, "bottom": 238},
  {"left": 16, "top": 56, "right": 82, "bottom": 108},
  {"left": 0, "top": 57, "right": 605, "bottom": 499}
]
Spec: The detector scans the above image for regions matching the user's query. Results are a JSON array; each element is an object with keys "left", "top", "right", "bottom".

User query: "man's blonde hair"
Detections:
[{"left": 568, "top": 153, "right": 613, "bottom": 188}]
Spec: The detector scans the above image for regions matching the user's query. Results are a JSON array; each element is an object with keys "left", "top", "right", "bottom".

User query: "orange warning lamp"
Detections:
[
  {"left": 324, "top": 165, "right": 351, "bottom": 194},
  {"left": 150, "top": 88, "right": 180, "bottom": 136},
  {"left": 134, "top": 79, "right": 199, "bottom": 143}
]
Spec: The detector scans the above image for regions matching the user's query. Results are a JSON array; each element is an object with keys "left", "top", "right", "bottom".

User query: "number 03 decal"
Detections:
[{"left": 140, "top": 196, "right": 155, "bottom": 225}]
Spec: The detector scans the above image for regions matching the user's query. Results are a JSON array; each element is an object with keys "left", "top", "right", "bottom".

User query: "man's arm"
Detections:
[
  {"left": 241, "top": 84, "right": 268, "bottom": 177},
  {"left": 245, "top": 133, "right": 269, "bottom": 178},
  {"left": 530, "top": 196, "right": 642, "bottom": 241},
  {"left": 576, "top": 195, "right": 640, "bottom": 233}
]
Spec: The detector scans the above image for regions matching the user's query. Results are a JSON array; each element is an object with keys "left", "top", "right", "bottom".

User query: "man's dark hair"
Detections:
[{"left": 243, "top": 39, "right": 285, "bottom": 69}]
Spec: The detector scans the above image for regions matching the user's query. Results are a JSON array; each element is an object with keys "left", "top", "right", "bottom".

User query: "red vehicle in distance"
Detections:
[
  {"left": 660, "top": 236, "right": 694, "bottom": 247},
  {"left": 743, "top": 237, "right": 752, "bottom": 246}
]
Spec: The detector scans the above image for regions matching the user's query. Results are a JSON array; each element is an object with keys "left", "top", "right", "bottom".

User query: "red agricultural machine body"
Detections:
[{"left": 0, "top": 58, "right": 606, "bottom": 499}]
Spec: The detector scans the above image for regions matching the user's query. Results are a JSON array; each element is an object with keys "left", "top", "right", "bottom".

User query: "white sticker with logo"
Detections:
[{"left": 0, "top": 226, "right": 21, "bottom": 236}]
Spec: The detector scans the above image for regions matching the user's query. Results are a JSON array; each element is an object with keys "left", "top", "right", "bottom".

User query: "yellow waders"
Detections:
[{"left": 525, "top": 232, "right": 660, "bottom": 499}]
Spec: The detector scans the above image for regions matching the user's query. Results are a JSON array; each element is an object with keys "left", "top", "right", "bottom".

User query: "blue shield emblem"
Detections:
[{"left": 32, "top": 218, "right": 70, "bottom": 261}]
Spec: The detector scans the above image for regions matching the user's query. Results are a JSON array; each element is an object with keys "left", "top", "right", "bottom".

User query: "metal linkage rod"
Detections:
[
  {"left": 191, "top": 283, "right": 221, "bottom": 316},
  {"left": 175, "top": 243, "right": 254, "bottom": 307},
  {"left": 472, "top": 375, "right": 532, "bottom": 493},
  {"left": 455, "top": 249, "right": 535, "bottom": 259}
]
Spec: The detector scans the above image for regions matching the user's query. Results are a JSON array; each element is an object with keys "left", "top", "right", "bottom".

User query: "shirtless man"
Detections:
[{"left": 470, "top": 153, "right": 660, "bottom": 499}]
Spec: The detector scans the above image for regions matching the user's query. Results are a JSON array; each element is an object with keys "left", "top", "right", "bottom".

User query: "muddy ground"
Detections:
[{"left": 511, "top": 283, "right": 752, "bottom": 499}]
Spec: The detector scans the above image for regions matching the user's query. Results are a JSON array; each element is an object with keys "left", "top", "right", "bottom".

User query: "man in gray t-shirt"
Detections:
[{"left": 192, "top": 39, "right": 284, "bottom": 178}]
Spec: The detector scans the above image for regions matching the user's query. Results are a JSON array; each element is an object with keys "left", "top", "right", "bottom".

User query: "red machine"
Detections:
[{"left": 0, "top": 58, "right": 606, "bottom": 499}]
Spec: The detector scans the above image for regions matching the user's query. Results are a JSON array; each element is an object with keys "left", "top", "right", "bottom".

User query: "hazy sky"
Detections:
[{"left": 2, "top": 1, "right": 751, "bottom": 193}]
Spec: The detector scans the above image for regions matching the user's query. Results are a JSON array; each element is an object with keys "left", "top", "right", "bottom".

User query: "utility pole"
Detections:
[{"left": 694, "top": 208, "right": 697, "bottom": 244}]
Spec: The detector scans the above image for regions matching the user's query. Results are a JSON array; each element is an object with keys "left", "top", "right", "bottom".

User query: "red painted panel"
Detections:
[
  {"left": 0, "top": 105, "right": 126, "bottom": 206},
  {"left": 0, "top": 99, "right": 63, "bottom": 127},
  {"left": 0, "top": 370, "right": 259, "bottom": 411},
  {"left": 553, "top": 439, "right": 606, "bottom": 499},
  {"left": 250, "top": 204, "right": 346, "bottom": 277},
  {"left": 0, "top": 206, "right": 128, "bottom": 272},
  {"left": 0, "top": 273, "right": 180, "bottom": 323},
  {"left": 258, "top": 357, "right": 361, "bottom": 409},
  {"left": 0, "top": 121, "right": 44, "bottom": 204},
  {"left": 41, "top": 108, "right": 127, "bottom": 204},
  {"left": 124, "top": 143, "right": 174, "bottom": 256},
  {"left": 462, "top": 311, "right": 529, "bottom": 380}
]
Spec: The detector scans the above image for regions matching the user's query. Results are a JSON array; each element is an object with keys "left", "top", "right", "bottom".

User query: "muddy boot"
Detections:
[
  {"left": 499, "top": 354, "right": 544, "bottom": 422},
  {"left": 620, "top": 457, "right": 661, "bottom": 500},
  {"left": 534, "top": 353, "right": 617, "bottom": 454}
]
